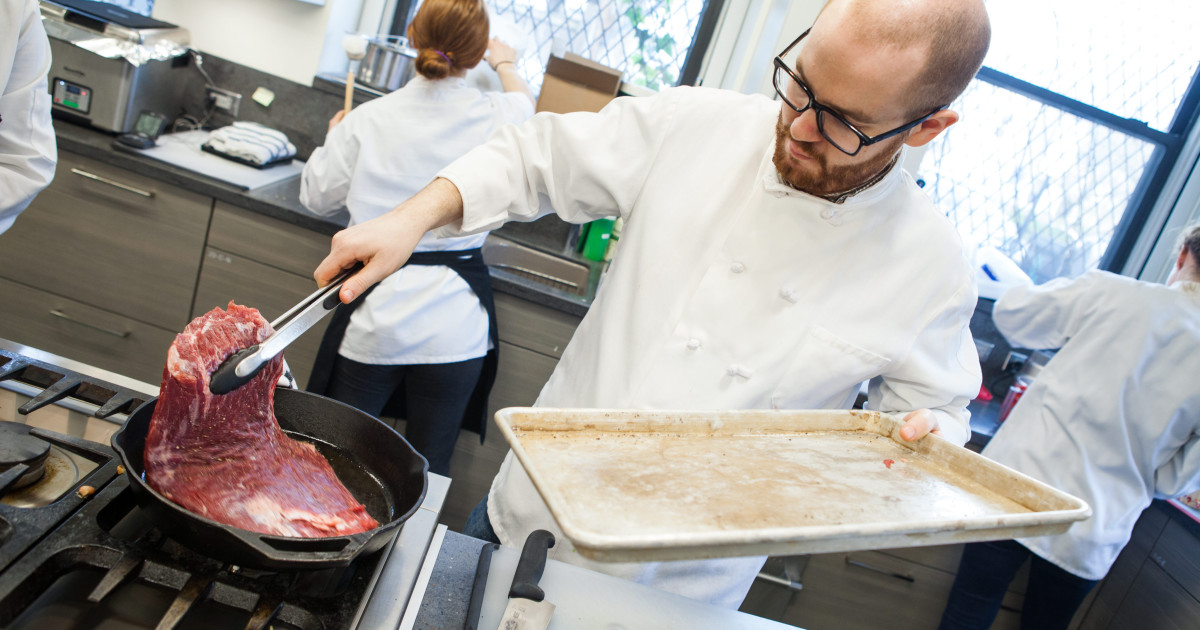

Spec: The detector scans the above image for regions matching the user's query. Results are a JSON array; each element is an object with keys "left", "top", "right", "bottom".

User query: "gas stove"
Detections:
[{"left": 0, "top": 338, "right": 447, "bottom": 629}]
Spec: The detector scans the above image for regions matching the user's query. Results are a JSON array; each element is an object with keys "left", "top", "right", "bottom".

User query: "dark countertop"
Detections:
[
  {"left": 52, "top": 120, "right": 597, "bottom": 318},
  {"left": 413, "top": 530, "right": 488, "bottom": 629}
]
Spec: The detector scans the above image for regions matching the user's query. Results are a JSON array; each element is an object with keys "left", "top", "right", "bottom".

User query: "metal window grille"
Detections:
[
  {"left": 919, "top": 0, "right": 1200, "bottom": 284},
  {"left": 489, "top": 0, "right": 714, "bottom": 92}
]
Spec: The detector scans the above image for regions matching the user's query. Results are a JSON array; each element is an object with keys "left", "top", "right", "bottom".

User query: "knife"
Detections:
[
  {"left": 208, "top": 264, "right": 361, "bottom": 395},
  {"left": 497, "top": 529, "right": 556, "bottom": 630}
]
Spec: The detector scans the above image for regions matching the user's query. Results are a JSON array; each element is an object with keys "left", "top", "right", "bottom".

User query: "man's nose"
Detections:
[{"left": 788, "top": 107, "right": 824, "bottom": 143}]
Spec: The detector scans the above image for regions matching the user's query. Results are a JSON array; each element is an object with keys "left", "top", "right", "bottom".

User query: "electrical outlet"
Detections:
[{"left": 206, "top": 87, "right": 242, "bottom": 116}]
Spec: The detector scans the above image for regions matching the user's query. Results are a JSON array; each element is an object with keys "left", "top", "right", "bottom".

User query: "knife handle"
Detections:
[{"left": 509, "top": 529, "right": 555, "bottom": 602}]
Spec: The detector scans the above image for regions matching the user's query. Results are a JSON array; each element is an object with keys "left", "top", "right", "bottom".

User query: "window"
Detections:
[
  {"left": 391, "top": 0, "right": 727, "bottom": 92},
  {"left": 918, "top": 0, "right": 1200, "bottom": 283}
]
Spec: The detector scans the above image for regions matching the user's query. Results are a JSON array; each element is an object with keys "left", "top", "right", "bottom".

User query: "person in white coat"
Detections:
[
  {"left": 938, "top": 223, "right": 1200, "bottom": 630},
  {"left": 314, "top": 0, "right": 991, "bottom": 608},
  {"left": 300, "top": 0, "right": 535, "bottom": 477},
  {"left": 1, "top": 0, "right": 57, "bottom": 234}
]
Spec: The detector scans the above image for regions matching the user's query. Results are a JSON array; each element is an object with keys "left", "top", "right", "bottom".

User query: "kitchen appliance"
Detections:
[
  {"left": 0, "top": 338, "right": 448, "bottom": 629},
  {"left": 40, "top": 0, "right": 193, "bottom": 134},
  {"left": 355, "top": 35, "right": 417, "bottom": 92}
]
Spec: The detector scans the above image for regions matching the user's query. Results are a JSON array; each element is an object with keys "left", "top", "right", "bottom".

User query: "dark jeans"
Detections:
[
  {"left": 325, "top": 354, "right": 484, "bottom": 477},
  {"left": 938, "top": 540, "right": 1100, "bottom": 630},
  {"left": 462, "top": 493, "right": 501, "bottom": 544}
]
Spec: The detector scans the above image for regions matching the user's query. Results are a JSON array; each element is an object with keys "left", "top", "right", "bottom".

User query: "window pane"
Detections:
[
  {"left": 985, "top": 0, "right": 1200, "bottom": 131},
  {"left": 921, "top": 81, "right": 1157, "bottom": 283},
  {"left": 491, "top": 0, "right": 710, "bottom": 92}
]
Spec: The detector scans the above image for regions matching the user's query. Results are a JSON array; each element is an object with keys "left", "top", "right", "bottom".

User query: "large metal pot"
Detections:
[
  {"left": 356, "top": 35, "right": 418, "bottom": 92},
  {"left": 111, "top": 387, "right": 428, "bottom": 570}
]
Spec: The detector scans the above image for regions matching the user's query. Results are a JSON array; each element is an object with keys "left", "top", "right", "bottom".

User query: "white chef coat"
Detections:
[
  {"left": 437, "top": 86, "right": 981, "bottom": 607},
  {"left": 1, "top": 0, "right": 57, "bottom": 235},
  {"left": 985, "top": 271, "right": 1200, "bottom": 580},
  {"left": 300, "top": 75, "right": 533, "bottom": 364}
]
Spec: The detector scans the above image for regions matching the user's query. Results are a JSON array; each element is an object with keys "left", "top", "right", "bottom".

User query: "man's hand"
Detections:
[
  {"left": 899, "top": 409, "right": 941, "bottom": 441},
  {"left": 314, "top": 178, "right": 466, "bottom": 303}
]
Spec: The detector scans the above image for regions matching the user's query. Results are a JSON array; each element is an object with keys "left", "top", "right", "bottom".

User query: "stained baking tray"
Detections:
[{"left": 494, "top": 408, "right": 1091, "bottom": 562}]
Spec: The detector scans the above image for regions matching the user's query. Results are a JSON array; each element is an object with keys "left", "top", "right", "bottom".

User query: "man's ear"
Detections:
[
  {"left": 905, "top": 110, "right": 959, "bottom": 148},
  {"left": 1177, "top": 245, "right": 1190, "bottom": 271}
]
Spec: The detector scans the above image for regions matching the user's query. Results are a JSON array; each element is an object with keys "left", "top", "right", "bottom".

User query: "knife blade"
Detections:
[
  {"left": 208, "top": 264, "right": 361, "bottom": 395},
  {"left": 497, "top": 529, "right": 556, "bottom": 630}
]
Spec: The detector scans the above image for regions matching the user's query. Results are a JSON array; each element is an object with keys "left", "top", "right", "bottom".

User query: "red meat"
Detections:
[{"left": 144, "top": 302, "right": 378, "bottom": 537}]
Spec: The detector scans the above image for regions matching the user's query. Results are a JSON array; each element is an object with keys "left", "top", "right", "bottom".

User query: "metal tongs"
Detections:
[{"left": 208, "top": 265, "right": 360, "bottom": 395}]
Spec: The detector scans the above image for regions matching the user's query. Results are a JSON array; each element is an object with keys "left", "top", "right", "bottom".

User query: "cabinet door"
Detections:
[
  {"left": 438, "top": 341, "right": 561, "bottom": 531},
  {"left": 192, "top": 248, "right": 331, "bottom": 389},
  {"left": 0, "top": 276, "right": 174, "bottom": 385},
  {"left": 207, "top": 202, "right": 333, "bottom": 277},
  {"left": 0, "top": 152, "right": 211, "bottom": 330},
  {"left": 1108, "top": 561, "right": 1200, "bottom": 630}
]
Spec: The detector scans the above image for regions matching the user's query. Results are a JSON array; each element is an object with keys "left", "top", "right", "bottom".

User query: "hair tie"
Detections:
[{"left": 434, "top": 50, "right": 453, "bottom": 66}]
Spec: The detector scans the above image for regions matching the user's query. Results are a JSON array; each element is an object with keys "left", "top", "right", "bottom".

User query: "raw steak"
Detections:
[{"left": 144, "top": 302, "right": 378, "bottom": 537}]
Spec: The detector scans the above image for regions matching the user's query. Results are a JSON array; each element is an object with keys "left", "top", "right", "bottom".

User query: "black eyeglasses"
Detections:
[{"left": 772, "top": 29, "right": 946, "bottom": 156}]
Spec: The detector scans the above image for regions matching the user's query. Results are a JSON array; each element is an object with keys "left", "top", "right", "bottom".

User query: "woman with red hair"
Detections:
[{"left": 301, "top": 0, "right": 534, "bottom": 476}]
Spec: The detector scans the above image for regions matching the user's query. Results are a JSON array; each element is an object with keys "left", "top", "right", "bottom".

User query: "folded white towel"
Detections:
[{"left": 207, "top": 122, "right": 296, "bottom": 166}]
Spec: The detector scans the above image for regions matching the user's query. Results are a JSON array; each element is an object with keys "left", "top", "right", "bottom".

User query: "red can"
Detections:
[{"left": 997, "top": 375, "right": 1033, "bottom": 424}]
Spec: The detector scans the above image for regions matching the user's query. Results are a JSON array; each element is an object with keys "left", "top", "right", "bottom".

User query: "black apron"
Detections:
[{"left": 306, "top": 248, "right": 498, "bottom": 442}]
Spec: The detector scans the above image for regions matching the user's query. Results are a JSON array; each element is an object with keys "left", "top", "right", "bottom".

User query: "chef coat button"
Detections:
[
  {"left": 686, "top": 338, "right": 702, "bottom": 350},
  {"left": 830, "top": 215, "right": 844, "bottom": 226},
  {"left": 726, "top": 364, "right": 754, "bottom": 379},
  {"left": 820, "top": 208, "right": 835, "bottom": 220},
  {"left": 779, "top": 288, "right": 798, "bottom": 304},
  {"left": 730, "top": 262, "right": 746, "bottom": 274}
]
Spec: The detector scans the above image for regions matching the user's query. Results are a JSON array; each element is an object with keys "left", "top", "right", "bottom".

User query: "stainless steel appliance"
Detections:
[
  {"left": 40, "top": 0, "right": 193, "bottom": 134},
  {"left": 356, "top": 35, "right": 417, "bottom": 92},
  {"left": 0, "top": 338, "right": 448, "bottom": 629}
]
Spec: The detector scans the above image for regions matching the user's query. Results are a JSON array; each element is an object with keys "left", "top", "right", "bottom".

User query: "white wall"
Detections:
[{"left": 152, "top": 0, "right": 365, "bottom": 85}]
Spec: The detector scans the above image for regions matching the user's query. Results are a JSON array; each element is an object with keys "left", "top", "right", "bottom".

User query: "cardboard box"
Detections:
[{"left": 536, "top": 53, "right": 624, "bottom": 114}]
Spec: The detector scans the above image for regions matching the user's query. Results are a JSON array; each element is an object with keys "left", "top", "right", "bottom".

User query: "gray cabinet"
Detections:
[
  {"left": 0, "top": 152, "right": 212, "bottom": 383},
  {"left": 191, "top": 202, "right": 334, "bottom": 389},
  {"left": 1077, "top": 505, "right": 1200, "bottom": 630},
  {"left": 438, "top": 291, "right": 581, "bottom": 531},
  {"left": 743, "top": 545, "right": 1023, "bottom": 630}
]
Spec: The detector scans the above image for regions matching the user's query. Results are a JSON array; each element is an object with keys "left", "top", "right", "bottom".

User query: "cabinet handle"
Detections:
[
  {"left": 70, "top": 168, "right": 155, "bottom": 198},
  {"left": 49, "top": 309, "right": 132, "bottom": 339},
  {"left": 845, "top": 556, "right": 915, "bottom": 582},
  {"left": 756, "top": 571, "right": 804, "bottom": 591}
]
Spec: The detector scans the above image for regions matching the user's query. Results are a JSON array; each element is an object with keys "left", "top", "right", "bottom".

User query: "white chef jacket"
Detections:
[
  {"left": 1, "top": 0, "right": 57, "bottom": 235},
  {"left": 437, "top": 86, "right": 982, "bottom": 607},
  {"left": 300, "top": 75, "right": 533, "bottom": 364},
  {"left": 986, "top": 271, "right": 1200, "bottom": 580}
]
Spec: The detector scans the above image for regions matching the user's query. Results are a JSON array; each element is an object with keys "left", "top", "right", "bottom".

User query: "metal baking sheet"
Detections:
[{"left": 494, "top": 408, "right": 1091, "bottom": 562}]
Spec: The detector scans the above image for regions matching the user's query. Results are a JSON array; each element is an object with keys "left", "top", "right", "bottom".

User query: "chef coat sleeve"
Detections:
[
  {"left": 867, "top": 281, "right": 981, "bottom": 446},
  {"left": 434, "top": 88, "right": 678, "bottom": 235},
  {"left": 992, "top": 271, "right": 1102, "bottom": 350},
  {"left": 1155, "top": 428, "right": 1200, "bottom": 499},
  {"left": 0, "top": 0, "right": 56, "bottom": 235},
  {"left": 299, "top": 118, "right": 360, "bottom": 217}
]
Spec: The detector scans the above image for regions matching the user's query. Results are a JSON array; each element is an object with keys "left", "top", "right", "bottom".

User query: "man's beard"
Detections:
[{"left": 772, "top": 112, "right": 904, "bottom": 197}]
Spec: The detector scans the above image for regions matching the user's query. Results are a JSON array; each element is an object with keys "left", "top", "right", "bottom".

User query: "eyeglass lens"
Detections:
[{"left": 773, "top": 65, "right": 862, "bottom": 154}]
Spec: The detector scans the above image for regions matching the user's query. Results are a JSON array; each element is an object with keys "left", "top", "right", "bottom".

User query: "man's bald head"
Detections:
[{"left": 814, "top": 0, "right": 991, "bottom": 116}]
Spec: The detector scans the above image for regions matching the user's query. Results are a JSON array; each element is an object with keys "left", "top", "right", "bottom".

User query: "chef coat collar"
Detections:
[
  {"left": 405, "top": 74, "right": 469, "bottom": 92},
  {"left": 761, "top": 146, "right": 904, "bottom": 207},
  {"left": 1174, "top": 280, "right": 1200, "bottom": 296}
]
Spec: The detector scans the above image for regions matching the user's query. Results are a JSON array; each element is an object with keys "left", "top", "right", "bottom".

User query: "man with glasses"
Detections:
[{"left": 315, "top": 0, "right": 992, "bottom": 609}]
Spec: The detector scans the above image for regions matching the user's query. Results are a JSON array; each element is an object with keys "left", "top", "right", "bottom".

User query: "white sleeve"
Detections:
[
  {"left": 435, "top": 88, "right": 680, "bottom": 235},
  {"left": 867, "top": 281, "right": 982, "bottom": 446},
  {"left": 298, "top": 119, "right": 358, "bottom": 217},
  {"left": 1155, "top": 428, "right": 1200, "bottom": 499},
  {"left": 0, "top": 0, "right": 57, "bottom": 234},
  {"left": 992, "top": 271, "right": 1103, "bottom": 349}
]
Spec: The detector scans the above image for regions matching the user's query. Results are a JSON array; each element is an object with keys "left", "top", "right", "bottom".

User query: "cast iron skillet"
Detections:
[{"left": 111, "top": 387, "right": 429, "bottom": 570}]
